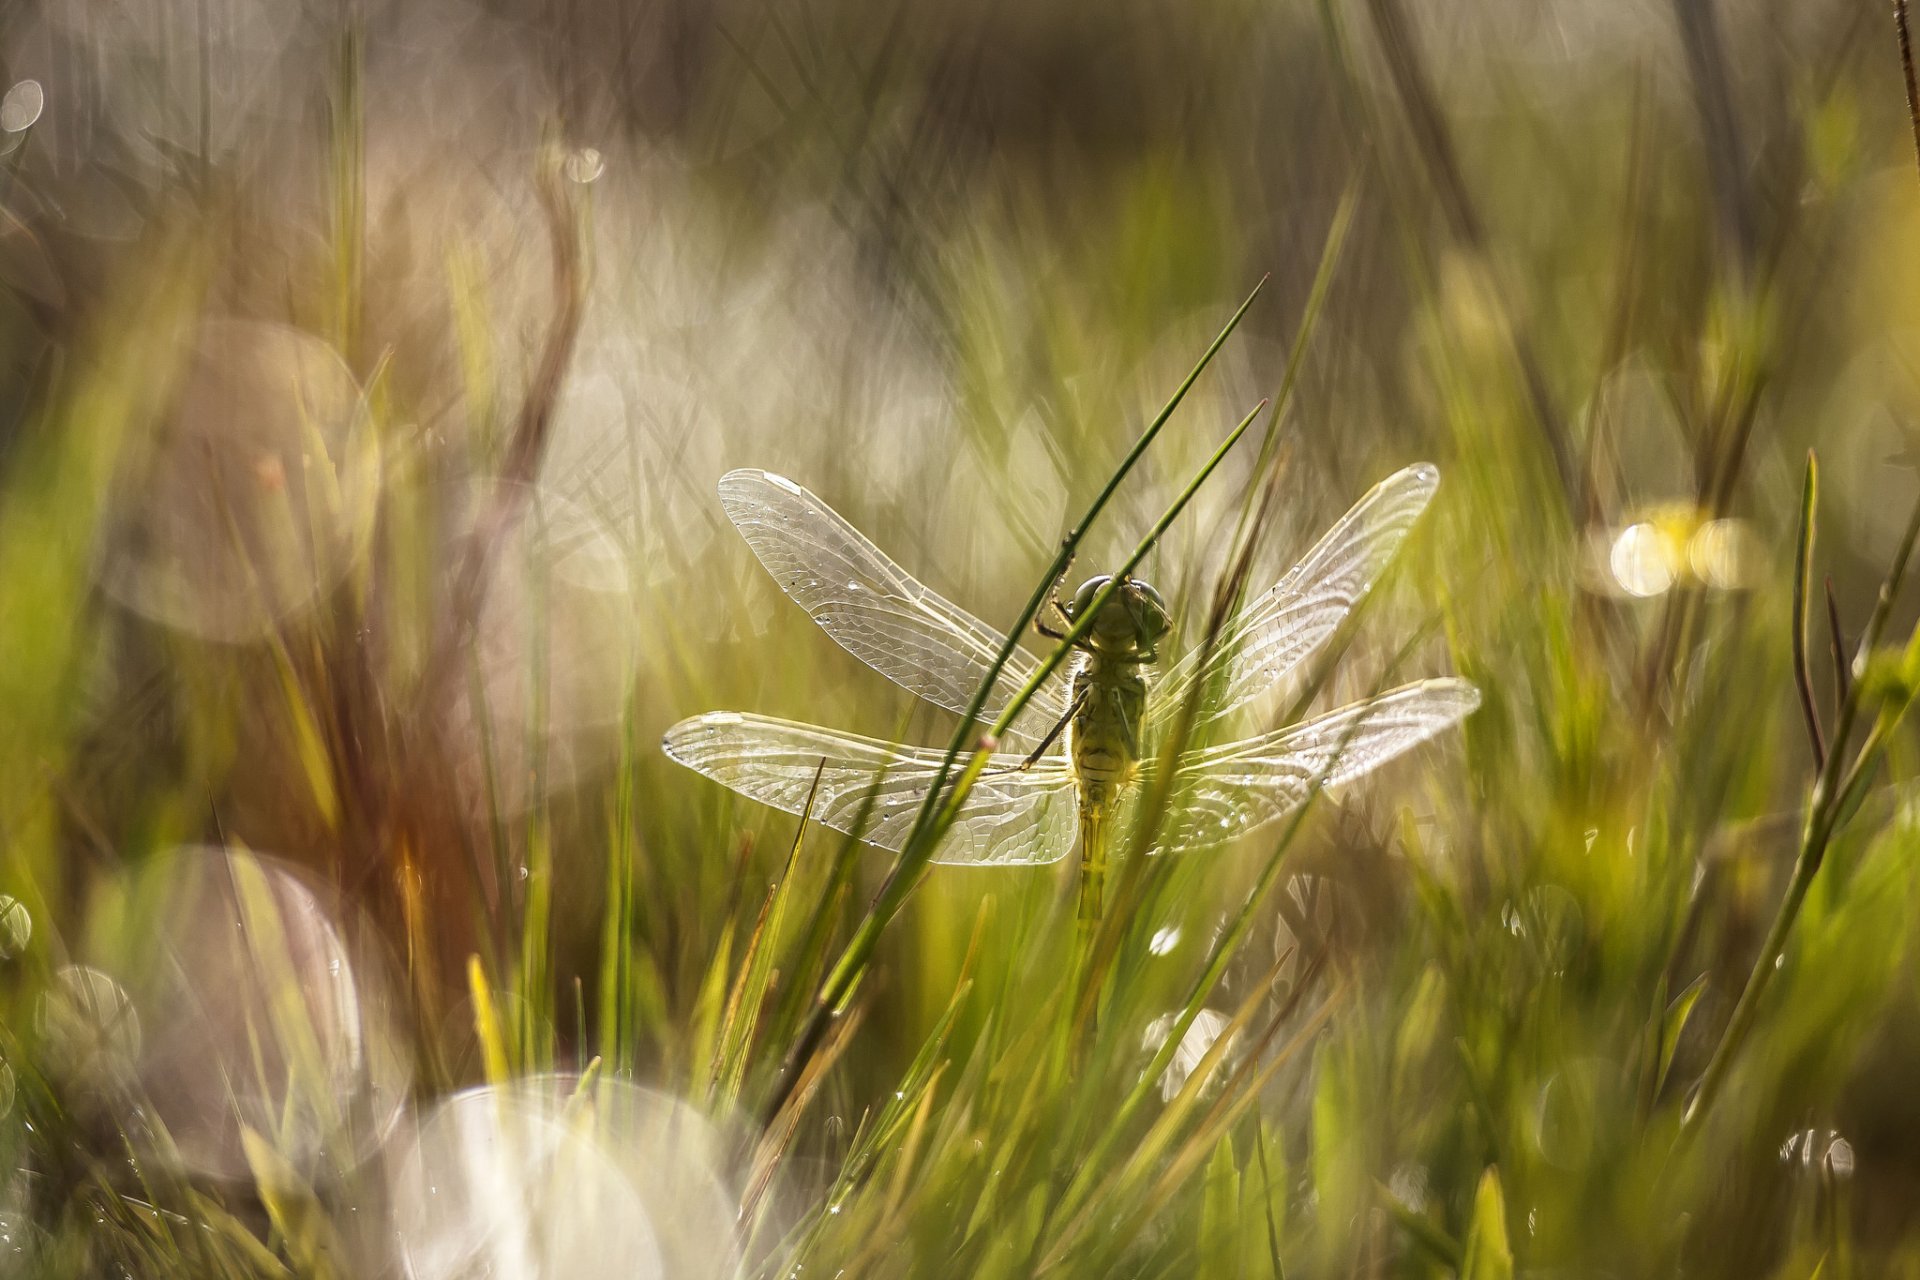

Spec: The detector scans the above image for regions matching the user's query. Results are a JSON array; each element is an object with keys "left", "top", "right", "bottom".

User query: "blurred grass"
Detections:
[{"left": 6, "top": 0, "right": 1920, "bottom": 1275}]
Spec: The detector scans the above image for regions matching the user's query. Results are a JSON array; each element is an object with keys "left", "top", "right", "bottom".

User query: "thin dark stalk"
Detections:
[
  {"left": 1899, "top": 0, "right": 1920, "bottom": 171},
  {"left": 1826, "top": 578, "right": 1851, "bottom": 712},
  {"left": 1682, "top": 489, "right": 1920, "bottom": 1133},
  {"left": 420, "top": 152, "right": 585, "bottom": 728},
  {"left": 1673, "top": 0, "right": 1756, "bottom": 275},
  {"left": 1361, "top": 0, "right": 1577, "bottom": 503},
  {"left": 380, "top": 148, "right": 585, "bottom": 999},
  {"left": 1253, "top": 1124, "right": 1286, "bottom": 1278},
  {"left": 1578, "top": 73, "right": 1652, "bottom": 534},
  {"left": 1792, "top": 453, "right": 1825, "bottom": 770},
  {"left": 1228, "top": 180, "right": 1361, "bottom": 558}
]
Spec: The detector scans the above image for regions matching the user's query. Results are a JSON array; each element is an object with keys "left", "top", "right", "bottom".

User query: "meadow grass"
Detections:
[{"left": 6, "top": 0, "right": 1920, "bottom": 1276}]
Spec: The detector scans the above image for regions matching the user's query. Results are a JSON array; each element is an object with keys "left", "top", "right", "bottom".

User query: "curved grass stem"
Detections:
[
  {"left": 1681, "top": 483, "right": 1920, "bottom": 1135},
  {"left": 759, "top": 279, "right": 1269, "bottom": 1123},
  {"left": 1791, "top": 453, "right": 1825, "bottom": 769}
]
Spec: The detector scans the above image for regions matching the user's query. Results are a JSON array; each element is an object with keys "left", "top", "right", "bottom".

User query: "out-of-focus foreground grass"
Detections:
[{"left": 4, "top": 0, "right": 1920, "bottom": 1275}]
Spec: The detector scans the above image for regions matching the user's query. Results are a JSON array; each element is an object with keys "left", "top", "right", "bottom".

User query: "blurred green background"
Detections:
[{"left": 4, "top": 0, "right": 1920, "bottom": 1275}]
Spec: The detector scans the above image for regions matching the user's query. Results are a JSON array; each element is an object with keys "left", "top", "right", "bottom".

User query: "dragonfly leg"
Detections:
[
  {"left": 1034, "top": 560, "right": 1078, "bottom": 640},
  {"left": 984, "top": 685, "right": 1088, "bottom": 774}
]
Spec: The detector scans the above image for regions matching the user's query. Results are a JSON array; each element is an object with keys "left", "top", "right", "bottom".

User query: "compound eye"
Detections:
[
  {"left": 1068, "top": 575, "right": 1112, "bottom": 618},
  {"left": 1131, "top": 581, "right": 1171, "bottom": 638}
]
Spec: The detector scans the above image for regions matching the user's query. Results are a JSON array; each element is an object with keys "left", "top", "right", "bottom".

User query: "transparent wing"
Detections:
[
  {"left": 1152, "top": 464, "right": 1440, "bottom": 730},
  {"left": 720, "top": 470, "right": 1072, "bottom": 747},
  {"left": 663, "top": 711, "right": 1080, "bottom": 866},
  {"left": 1152, "top": 678, "right": 1478, "bottom": 850}
]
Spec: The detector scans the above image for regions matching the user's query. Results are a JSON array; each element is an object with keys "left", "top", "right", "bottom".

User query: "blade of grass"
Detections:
[
  {"left": 1046, "top": 945, "right": 1298, "bottom": 1256},
  {"left": 711, "top": 763, "right": 818, "bottom": 1106},
  {"left": 762, "top": 280, "right": 1268, "bottom": 1120},
  {"left": 1042, "top": 650, "right": 1425, "bottom": 1245},
  {"left": 1682, "top": 486, "right": 1920, "bottom": 1132},
  {"left": 1826, "top": 578, "right": 1851, "bottom": 715},
  {"left": 597, "top": 714, "right": 639, "bottom": 1075},
  {"left": 1040, "top": 982, "right": 1346, "bottom": 1273},
  {"left": 466, "top": 954, "right": 511, "bottom": 1088},
  {"left": 1792, "top": 453, "right": 1825, "bottom": 769},
  {"left": 920, "top": 397, "right": 1269, "bottom": 847}
]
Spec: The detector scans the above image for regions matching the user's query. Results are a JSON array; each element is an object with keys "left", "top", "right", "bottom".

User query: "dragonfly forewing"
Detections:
[
  {"left": 719, "top": 469, "right": 1073, "bottom": 747},
  {"left": 663, "top": 712, "right": 1080, "bottom": 866},
  {"left": 1153, "top": 463, "right": 1440, "bottom": 731}
]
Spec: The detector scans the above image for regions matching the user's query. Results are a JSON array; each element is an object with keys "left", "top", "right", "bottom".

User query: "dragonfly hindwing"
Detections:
[
  {"left": 1152, "top": 463, "right": 1440, "bottom": 730},
  {"left": 1136, "top": 678, "right": 1480, "bottom": 851},
  {"left": 663, "top": 712, "right": 1080, "bottom": 866}
]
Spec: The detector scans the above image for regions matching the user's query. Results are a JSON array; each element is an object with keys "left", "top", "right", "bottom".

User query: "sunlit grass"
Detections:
[{"left": 6, "top": 0, "right": 1920, "bottom": 1275}]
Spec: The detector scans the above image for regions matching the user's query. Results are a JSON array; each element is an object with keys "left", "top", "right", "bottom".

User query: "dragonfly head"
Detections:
[{"left": 1066, "top": 575, "right": 1171, "bottom": 658}]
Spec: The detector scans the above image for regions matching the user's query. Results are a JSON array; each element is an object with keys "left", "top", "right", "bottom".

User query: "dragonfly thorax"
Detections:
[
  {"left": 1062, "top": 575, "right": 1168, "bottom": 810},
  {"left": 1065, "top": 574, "right": 1171, "bottom": 662}
]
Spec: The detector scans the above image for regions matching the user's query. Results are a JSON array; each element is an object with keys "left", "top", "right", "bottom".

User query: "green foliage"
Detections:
[
  {"left": 1461, "top": 1169, "right": 1513, "bottom": 1280},
  {"left": 5, "top": 0, "right": 1920, "bottom": 1275}
]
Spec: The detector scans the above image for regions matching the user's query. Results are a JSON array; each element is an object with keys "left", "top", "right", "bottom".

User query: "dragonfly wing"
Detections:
[
  {"left": 663, "top": 712, "right": 1080, "bottom": 866},
  {"left": 1152, "top": 464, "right": 1439, "bottom": 730},
  {"left": 719, "top": 470, "right": 1072, "bottom": 747},
  {"left": 1160, "top": 678, "right": 1478, "bottom": 849}
]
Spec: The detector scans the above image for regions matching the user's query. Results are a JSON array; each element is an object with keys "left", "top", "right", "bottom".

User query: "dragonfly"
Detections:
[{"left": 663, "top": 465, "right": 1479, "bottom": 921}]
